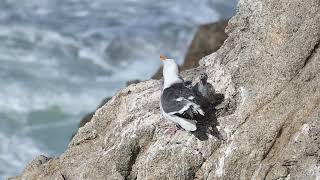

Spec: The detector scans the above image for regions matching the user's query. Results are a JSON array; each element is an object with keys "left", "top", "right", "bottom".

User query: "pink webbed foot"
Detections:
[{"left": 164, "top": 125, "right": 182, "bottom": 136}]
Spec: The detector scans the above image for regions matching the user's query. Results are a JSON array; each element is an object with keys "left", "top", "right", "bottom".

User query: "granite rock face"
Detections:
[
  {"left": 12, "top": 0, "right": 320, "bottom": 179},
  {"left": 71, "top": 80, "right": 141, "bottom": 140}
]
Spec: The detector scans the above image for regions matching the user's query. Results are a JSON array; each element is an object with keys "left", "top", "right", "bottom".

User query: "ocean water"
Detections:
[{"left": 0, "top": 0, "right": 237, "bottom": 178}]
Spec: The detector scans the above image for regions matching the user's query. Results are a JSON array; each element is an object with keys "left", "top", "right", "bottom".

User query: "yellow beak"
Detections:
[{"left": 160, "top": 54, "right": 166, "bottom": 61}]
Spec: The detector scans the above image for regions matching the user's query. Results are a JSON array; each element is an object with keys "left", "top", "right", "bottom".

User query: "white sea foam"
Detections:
[
  {"left": 0, "top": 132, "right": 48, "bottom": 179},
  {"left": 0, "top": 82, "right": 108, "bottom": 114}
]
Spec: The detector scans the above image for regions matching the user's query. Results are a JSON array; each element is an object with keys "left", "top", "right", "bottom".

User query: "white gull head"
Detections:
[{"left": 160, "top": 55, "right": 183, "bottom": 89}]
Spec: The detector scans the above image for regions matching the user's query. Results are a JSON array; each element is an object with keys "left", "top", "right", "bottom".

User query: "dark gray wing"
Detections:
[
  {"left": 161, "top": 83, "right": 202, "bottom": 114},
  {"left": 184, "top": 80, "right": 193, "bottom": 89}
]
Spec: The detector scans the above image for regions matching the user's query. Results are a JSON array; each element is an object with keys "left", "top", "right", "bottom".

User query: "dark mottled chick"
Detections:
[{"left": 193, "top": 72, "right": 215, "bottom": 102}]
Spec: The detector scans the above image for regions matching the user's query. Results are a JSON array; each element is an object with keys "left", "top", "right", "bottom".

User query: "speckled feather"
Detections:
[{"left": 161, "top": 83, "right": 204, "bottom": 119}]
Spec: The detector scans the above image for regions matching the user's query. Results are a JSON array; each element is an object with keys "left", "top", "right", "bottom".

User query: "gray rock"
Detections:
[
  {"left": 22, "top": 155, "right": 51, "bottom": 173},
  {"left": 11, "top": 0, "right": 320, "bottom": 179},
  {"left": 126, "top": 79, "right": 141, "bottom": 86},
  {"left": 70, "top": 97, "right": 111, "bottom": 141}
]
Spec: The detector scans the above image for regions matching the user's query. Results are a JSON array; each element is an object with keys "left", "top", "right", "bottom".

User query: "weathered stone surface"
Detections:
[
  {"left": 152, "top": 20, "right": 228, "bottom": 79},
  {"left": 71, "top": 80, "right": 141, "bottom": 141},
  {"left": 12, "top": 0, "right": 320, "bottom": 179},
  {"left": 70, "top": 97, "right": 111, "bottom": 140}
]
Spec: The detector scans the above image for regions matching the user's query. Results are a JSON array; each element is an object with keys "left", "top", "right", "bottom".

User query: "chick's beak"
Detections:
[{"left": 160, "top": 54, "right": 166, "bottom": 61}]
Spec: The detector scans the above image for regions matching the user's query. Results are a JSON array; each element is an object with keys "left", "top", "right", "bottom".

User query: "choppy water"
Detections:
[{"left": 0, "top": 0, "right": 236, "bottom": 178}]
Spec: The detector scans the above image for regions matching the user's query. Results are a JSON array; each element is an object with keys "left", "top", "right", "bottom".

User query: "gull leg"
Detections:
[{"left": 164, "top": 125, "right": 182, "bottom": 136}]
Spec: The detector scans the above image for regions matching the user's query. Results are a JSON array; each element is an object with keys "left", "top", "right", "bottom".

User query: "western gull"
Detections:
[{"left": 159, "top": 55, "right": 205, "bottom": 133}]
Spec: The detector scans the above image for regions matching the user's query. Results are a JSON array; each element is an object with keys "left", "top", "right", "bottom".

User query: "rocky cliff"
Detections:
[{"left": 11, "top": 0, "right": 320, "bottom": 179}]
